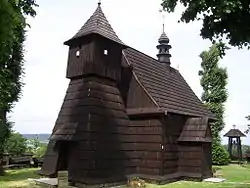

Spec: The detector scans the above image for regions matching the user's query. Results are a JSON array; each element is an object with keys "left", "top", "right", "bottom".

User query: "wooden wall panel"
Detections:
[
  {"left": 126, "top": 76, "right": 156, "bottom": 108},
  {"left": 66, "top": 36, "right": 123, "bottom": 81},
  {"left": 66, "top": 41, "right": 95, "bottom": 78},
  {"left": 178, "top": 144, "right": 203, "bottom": 174},
  {"left": 163, "top": 114, "right": 187, "bottom": 175},
  {"left": 126, "top": 118, "right": 163, "bottom": 176}
]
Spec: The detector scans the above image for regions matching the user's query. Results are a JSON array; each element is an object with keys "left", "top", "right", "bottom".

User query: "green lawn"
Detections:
[
  {"left": 148, "top": 164, "right": 250, "bottom": 188},
  {"left": 0, "top": 168, "right": 40, "bottom": 188},
  {"left": 0, "top": 165, "right": 250, "bottom": 188}
]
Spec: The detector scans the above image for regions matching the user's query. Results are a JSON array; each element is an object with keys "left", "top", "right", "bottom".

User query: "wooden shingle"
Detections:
[
  {"left": 224, "top": 129, "right": 246, "bottom": 137},
  {"left": 64, "top": 4, "right": 125, "bottom": 46},
  {"left": 123, "top": 48, "right": 215, "bottom": 119},
  {"left": 178, "top": 117, "right": 212, "bottom": 142}
]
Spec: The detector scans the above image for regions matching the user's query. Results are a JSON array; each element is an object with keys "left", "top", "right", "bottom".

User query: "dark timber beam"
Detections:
[{"left": 126, "top": 108, "right": 167, "bottom": 116}]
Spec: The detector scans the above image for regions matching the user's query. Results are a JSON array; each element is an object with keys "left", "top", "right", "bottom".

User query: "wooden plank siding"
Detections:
[
  {"left": 128, "top": 118, "right": 163, "bottom": 176},
  {"left": 163, "top": 114, "right": 187, "bottom": 175},
  {"left": 66, "top": 36, "right": 123, "bottom": 82},
  {"left": 66, "top": 40, "right": 95, "bottom": 79},
  {"left": 45, "top": 76, "right": 135, "bottom": 183},
  {"left": 178, "top": 144, "right": 203, "bottom": 174},
  {"left": 126, "top": 75, "right": 157, "bottom": 109}
]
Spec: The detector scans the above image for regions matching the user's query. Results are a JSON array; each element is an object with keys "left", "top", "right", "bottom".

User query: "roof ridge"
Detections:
[{"left": 124, "top": 47, "right": 178, "bottom": 73}]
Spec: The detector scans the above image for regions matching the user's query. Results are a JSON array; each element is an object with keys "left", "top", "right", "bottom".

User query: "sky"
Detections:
[{"left": 10, "top": 0, "right": 250, "bottom": 144}]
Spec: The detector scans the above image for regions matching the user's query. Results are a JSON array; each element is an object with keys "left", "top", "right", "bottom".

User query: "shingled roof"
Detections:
[
  {"left": 224, "top": 129, "right": 246, "bottom": 137},
  {"left": 123, "top": 48, "right": 215, "bottom": 119},
  {"left": 64, "top": 3, "right": 125, "bottom": 46},
  {"left": 178, "top": 117, "right": 212, "bottom": 142}
]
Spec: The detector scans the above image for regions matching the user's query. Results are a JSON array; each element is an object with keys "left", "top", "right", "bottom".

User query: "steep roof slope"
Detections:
[
  {"left": 178, "top": 117, "right": 212, "bottom": 142},
  {"left": 123, "top": 48, "right": 215, "bottom": 119},
  {"left": 64, "top": 3, "right": 124, "bottom": 46}
]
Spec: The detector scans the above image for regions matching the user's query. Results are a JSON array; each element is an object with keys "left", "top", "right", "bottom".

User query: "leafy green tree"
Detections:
[
  {"left": 244, "top": 115, "right": 250, "bottom": 134},
  {"left": 161, "top": 0, "right": 250, "bottom": 49},
  {"left": 4, "top": 132, "right": 27, "bottom": 156},
  {"left": 0, "top": 0, "right": 38, "bottom": 176},
  {"left": 35, "top": 143, "right": 47, "bottom": 158},
  {"left": 26, "top": 137, "right": 42, "bottom": 154},
  {"left": 199, "top": 43, "right": 229, "bottom": 165}
]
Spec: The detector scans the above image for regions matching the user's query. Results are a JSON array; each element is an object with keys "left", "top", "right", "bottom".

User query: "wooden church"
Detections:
[{"left": 40, "top": 2, "right": 216, "bottom": 186}]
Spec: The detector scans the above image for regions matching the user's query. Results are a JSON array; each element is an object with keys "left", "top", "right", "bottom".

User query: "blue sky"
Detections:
[{"left": 10, "top": 0, "right": 250, "bottom": 144}]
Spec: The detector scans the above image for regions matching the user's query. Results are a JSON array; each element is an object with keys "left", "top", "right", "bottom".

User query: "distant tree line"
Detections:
[{"left": 4, "top": 131, "right": 47, "bottom": 158}]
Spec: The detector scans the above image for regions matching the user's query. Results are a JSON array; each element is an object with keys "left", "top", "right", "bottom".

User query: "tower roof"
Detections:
[
  {"left": 158, "top": 32, "right": 169, "bottom": 43},
  {"left": 224, "top": 128, "right": 246, "bottom": 137},
  {"left": 64, "top": 3, "right": 125, "bottom": 46}
]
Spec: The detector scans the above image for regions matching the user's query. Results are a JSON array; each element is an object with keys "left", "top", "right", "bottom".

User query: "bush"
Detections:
[
  {"left": 34, "top": 143, "right": 47, "bottom": 158},
  {"left": 4, "top": 132, "right": 27, "bottom": 156},
  {"left": 127, "top": 177, "right": 146, "bottom": 188},
  {"left": 212, "top": 142, "right": 230, "bottom": 165}
]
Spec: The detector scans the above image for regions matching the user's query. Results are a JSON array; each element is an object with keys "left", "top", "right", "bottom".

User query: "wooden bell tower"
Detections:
[{"left": 224, "top": 125, "right": 246, "bottom": 161}]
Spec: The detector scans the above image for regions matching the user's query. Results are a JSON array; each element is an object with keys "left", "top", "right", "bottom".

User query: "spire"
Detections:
[
  {"left": 156, "top": 13, "right": 171, "bottom": 65},
  {"left": 64, "top": 2, "right": 125, "bottom": 46}
]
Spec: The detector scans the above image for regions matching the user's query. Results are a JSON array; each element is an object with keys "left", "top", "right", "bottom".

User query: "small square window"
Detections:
[
  {"left": 76, "top": 50, "right": 80, "bottom": 57},
  {"left": 104, "top": 49, "right": 108, "bottom": 55}
]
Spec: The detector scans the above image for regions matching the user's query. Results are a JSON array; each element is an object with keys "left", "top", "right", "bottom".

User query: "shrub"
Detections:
[
  {"left": 212, "top": 142, "right": 230, "bottom": 165},
  {"left": 4, "top": 132, "right": 27, "bottom": 156},
  {"left": 127, "top": 177, "right": 146, "bottom": 188},
  {"left": 34, "top": 143, "right": 47, "bottom": 158}
]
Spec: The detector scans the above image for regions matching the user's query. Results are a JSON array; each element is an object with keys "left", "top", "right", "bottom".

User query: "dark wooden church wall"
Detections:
[
  {"left": 66, "top": 39, "right": 95, "bottom": 79},
  {"left": 53, "top": 76, "right": 131, "bottom": 184},
  {"left": 202, "top": 142, "right": 212, "bottom": 178},
  {"left": 66, "top": 36, "right": 123, "bottom": 82},
  {"left": 40, "top": 140, "right": 59, "bottom": 176},
  {"left": 127, "top": 118, "right": 163, "bottom": 176},
  {"left": 178, "top": 143, "right": 203, "bottom": 175},
  {"left": 122, "top": 72, "right": 162, "bottom": 175},
  {"left": 163, "top": 114, "right": 187, "bottom": 175},
  {"left": 126, "top": 75, "right": 157, "bottom": 108}
]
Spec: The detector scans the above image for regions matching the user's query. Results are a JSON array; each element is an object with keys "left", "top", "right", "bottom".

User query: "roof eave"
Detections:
[
  {"left": 127, "top": 108, "right": 167, "bottom": 117},
  {"left": 64, "top": 33, "right": 127, "bottom": 47}
]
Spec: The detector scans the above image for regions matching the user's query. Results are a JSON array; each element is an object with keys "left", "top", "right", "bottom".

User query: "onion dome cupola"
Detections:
[{"left": 156, "top": 30, "right": 172, "bottom": 65}]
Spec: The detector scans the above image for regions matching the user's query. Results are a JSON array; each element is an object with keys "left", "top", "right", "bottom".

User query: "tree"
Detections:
[
  {"left": 35, "top": 143, "right": 47, "bottom": 158},
  {"left": 161, "top": 0, "right": 250, "bottom": 49},
  {"left": 26, "top": 137, "right": 42, "bottom": 154},
  {"left": 4, "top": 132, "right": 27, "bottom": 156},
  {"left": 244, "top": 115, "right": 250, "bottom": 134},
  {"left": 199, "top": 43, "right": 230, "bottom": 165},
  {"left": 0, "top": 0, "right": 38, "bottom": 175}
]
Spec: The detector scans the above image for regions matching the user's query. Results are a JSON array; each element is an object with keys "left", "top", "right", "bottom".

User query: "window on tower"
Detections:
[
  {"left": 76, "top": 45, "right": 82, "bottom": 58},
  {"left": 76, "top": 50, "right": 80, "bottom": 57},
  {"left": 104, "top": 49, "right": 108, "bottom": 55}
]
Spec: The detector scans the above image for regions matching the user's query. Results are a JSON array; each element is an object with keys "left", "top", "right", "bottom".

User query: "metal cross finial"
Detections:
[
  {"left": 159, "top": 9, "right": 166, "bottom": 33},
  {"left": 162, "top": 14, "right": 165, "bottom": 33}
]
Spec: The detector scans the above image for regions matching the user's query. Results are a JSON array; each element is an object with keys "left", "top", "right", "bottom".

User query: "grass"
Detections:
[
  {"left": 147, "top": 164, "right": 250, "bottom": 188},
  {"left": 0, "top": 168, "right": 40, "bottom": 188},
  {"left": 0, "top": 165, "right": 250, "bottom": 188}
]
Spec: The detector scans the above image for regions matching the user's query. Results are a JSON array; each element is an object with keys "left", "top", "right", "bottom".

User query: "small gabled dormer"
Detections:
[{"left": 64, "top": 2, "right": 126, "bottom": 82}]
